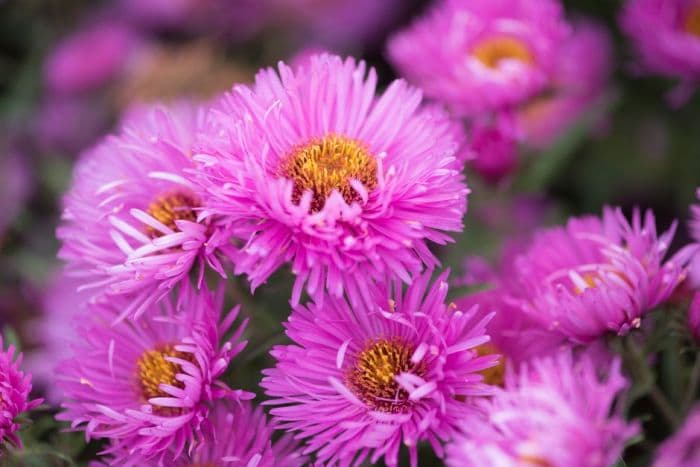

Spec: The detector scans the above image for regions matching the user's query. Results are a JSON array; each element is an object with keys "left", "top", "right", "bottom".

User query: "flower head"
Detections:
[
  {"left": 446, "top": 350, "right": 638, "bottom": 467},
  {"left": 654, "top": 404, "right": 700, "bottom": 467},
  {"left": 387, "top": 0, "right": 570, "bottom": 116},
  {"left": 518, "top": 19, "right": 613, "bottom": 149},
  {"left": 505, "top": 207, "right": 691, "bottom": 342},
  {"left": 44, "top": 20, "right": 141, "bottom": 95},
  {"left": 56, "top": 283, "right": 251, "bottom": 461},
  {"left": 621, "top": 0, "right": 700, "bottom": 86},
  {"left": 58, "top": 101, "right": 236, "bottom": 319},
  {"left": 269, "top": 0, "right": 402, "bottom": 50},
  {"left": 99, "top": 400, "right": 305, "bottom": 466},
  {"left": 456, "top": 289, "right": 566, "bottom": 386},
  {"left": 468, "top": 114, "right": 519, "bottom": 184},
  {"left": 0, "top": 337, "right": 43, "bottom": 448},
  {"left": 193, "top": 54, "right": 467, "bottom": 305},
  {"left": 262, "top": 271, "right": 497, "bottom": 466},
  {"left": 25, "top": 271, "right": 90, "bottom": 405}
]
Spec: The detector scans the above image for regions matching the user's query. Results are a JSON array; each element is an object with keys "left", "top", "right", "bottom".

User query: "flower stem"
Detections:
[
  {"left": 649, "top": 384, "right": 680, "bottom": 429},
  {"left": 683, "top": 355, "right": 700, "bottom": 413}
]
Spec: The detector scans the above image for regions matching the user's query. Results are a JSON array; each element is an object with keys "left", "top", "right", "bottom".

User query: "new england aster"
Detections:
[
  {"left": 621, "top": 0, "right": 700, "bottom": 104},
  {"left": 97, "top": 400, "right": 305, "bottom": 466},
  {"left": 517, "top": 19, "right": 613, "bottom": 149},
  {"left": 504, "top": 207, "right": 693, "bottom": 343},
  {"left": 446, "top": 350, "right": 638, "bottom": 467},
  {"left": 261, "top": 271, "right": 498, "bottom": 466},
  {"left": 653, "top": 403, "right": 700, "bottom": 467},
  {"left": 387, "top": 0, "right": 570, "bottom": 117},
  {"left": 56, "top": 284, "right": 251, "bottom": 462},
  {"left": 0, "top": 337, "right": 43, "bottom": 448},
  {"left": 58, "top": 102, "right": 236, "bottom": 319},
  {"left": 193, "top": 53, "right": 467, "bottom": 305}
]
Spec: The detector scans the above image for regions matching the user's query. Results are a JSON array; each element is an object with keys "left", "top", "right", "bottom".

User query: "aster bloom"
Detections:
[
  {"left": 517, "top": 19, "right": 613, "bottom": 149},
  {"left": 387, "top": 0, "right": 570, "bottom": 117},
  {"left": 456, "top": 289, "right": 567, "bottom": 386},
  {"left": 44, "top": 19, "right": 142, "bottom": 95},
  {"left": 119, "top": 0, "right": 265, "bottom": 41},
  {"left": 0, "top": 337, "right": 43, "bottom": 449},
  {"left": 446, "top": 350, "right": 638, "bottom": 467},
  {"left": 468, "top": 114, "right": 519, "bottom": 184},
  {"left": 505, "top": 207, "right": 693, "bottom": 343},
  {"left": 262, "top": 271, "right": 498, "bottom": 466},
  {"left": 269, "top": 0, "right": 402, "bottom": 50},
  {"left": 654, "top": 404, "right": 700, "bottom": 467},
  {"left": 58, "top": 102, "right": 236, "bottom": 319},
  {"left": 621, "top": 0, "right": 700, "bottom": 104},
  {"left": 98, "top": 400, "right": 305, "bottom": 466},
  {"left": 194, "top": 54, "right": 468, "bottom": 306},
  {"left": 25, "top": 272, "right": 89, "bottom": 405},
  {"left": 56, "top": 284, "right": 251, "bottom": 462},
  {"left": 35, "top": 95, "right": 110, "bottom": 153}
]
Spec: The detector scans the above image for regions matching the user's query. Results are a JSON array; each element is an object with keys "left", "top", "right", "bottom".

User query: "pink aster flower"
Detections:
[
  {"left": 35, "top": 95, "right": 110, "bottom": 153},
  {"left": 468, "top": 114, "right": 519, "bottom": 184},
  {"left": 58, "top": 101, "right": 236, "bottom": 319},
  {"left": 654, "top": 403, "right": 700, "bottom": 467},
  {"left": 505, "top": 207, "right": 693, "bottom": 343},
  {"left": 518, "top": 19, "right": 613, "bottom": 149},
  {"left": 56, "top": 284, "right": 251, "bottom": 462},
  {"left": 119, "top": 0, "right": 266, "bottom": 41},
  {"left": 621, "top": 0, "right": 700, "bottom": 104},
  {"left": 261, "top": 271, "right": 498, "bottom": 466},
  {"left": 269, "top": 0, "right": 402, "bottom": 50},
  {"left": 446, "top": 350, "right": 638, "bottom": 467},
  {"left": 387, "top": 0, "right": 570, "bottom": 117},
  {"left": 0, "top": 336, "right": 43, "bottom": 448},
  {"left": 44, "top": 19, "right": 142, "bottom": 95},
  {"left": 98, "top": 400, "right": 305, "bottom": 466},
  {"left": 193, "top": 54, "right": 468, "bottom": 306},
  {"left": 25, "top": 271, "right": 89, "bottom": 405},
  {"left": 456, "top": 289, "right": 567, "bottom": 385}
]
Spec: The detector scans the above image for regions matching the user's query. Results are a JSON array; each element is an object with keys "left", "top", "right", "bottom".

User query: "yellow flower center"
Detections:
[
  {"left": 685, "top": 5, "right": 700, "bottom": 37},
  {"left": 475, "top": 343, "right": 505, "bottom": 387},
  {"left": 346, "top": 338, "right": 427, "bottom": 413},
  {"left": 280, "top": 134, "right": 377, "bottom": 212},
  {"left": 136, "top": 344, "right": 195, "bottom": 415},
  {"left": 472, "top": 36, "right": 534, "bottom": 69},
  {"left": 146, "top": 190, "right": 200, "bottom": 237}
]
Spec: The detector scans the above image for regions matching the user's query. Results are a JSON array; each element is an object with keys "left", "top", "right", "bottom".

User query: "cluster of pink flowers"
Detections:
[
  {"left": 16, "top": 0, "right": 699, "bottom": 464},
  {"left": 387, "top": 0, "right": 614, "bottom": 182}
]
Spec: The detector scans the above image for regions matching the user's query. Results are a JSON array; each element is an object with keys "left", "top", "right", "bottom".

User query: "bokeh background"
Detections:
[{"left": 0, "top": 0, "right": 699, "bottom": 465}]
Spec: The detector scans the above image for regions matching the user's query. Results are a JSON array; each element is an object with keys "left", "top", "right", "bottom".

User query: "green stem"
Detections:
[
  {"left": 649, "top": 385, "right": 680, "bottom": 429},
  {"left": 683, "top": 355, "right": 700, "bottom": 412},
  {"left": 621, "top": 334, "right": 680, "bottom": 428}
]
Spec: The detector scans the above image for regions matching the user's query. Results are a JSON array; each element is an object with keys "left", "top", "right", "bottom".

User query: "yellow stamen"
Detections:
[
  {"left": 472, "top": 36, "right": 534, "bottom": 69},
  {"left": 280, "top": 134, "right": 377, "bottom": 212},
  {"left": 475, "top": 343, "right": 505, "bottom": 387},
  {"left": 136, "top": 344, "right": 195, "bottom": 415},
  {"left": 346, "top": 338, "right": 426, "bottom": 413},
  {"left": 146, "top": 190, "right": 199, "bottom": 237},
  {"left": 685, "top": 5, "right": 700, "bottom": 37}
]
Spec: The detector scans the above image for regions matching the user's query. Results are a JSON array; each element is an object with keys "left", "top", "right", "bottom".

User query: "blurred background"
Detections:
[{"left": 0, "top": 0, "right": 699, "bottom": 464}]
